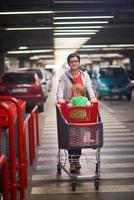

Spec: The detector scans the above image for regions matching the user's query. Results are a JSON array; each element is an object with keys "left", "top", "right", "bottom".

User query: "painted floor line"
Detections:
[
  {"left": 37, "top": 147, "right": 134, "bottom": 153},
  {"left": 100, "top": 103, "right": 115, "bottom": 113},
  {"left": 36, "top": 162, "right": 134, "bottom": 171},
  {"left": 31, "top": 184, "right": 134, "bottom": 194},
  {"left": 105, "top": 142, "right": 134, "bottom": 145},
  {"left": 37, "top": 154, "right": 134, "bottom": 162},
  {"left": 104, "top": 137, "right": 134, "bottom": 141}
]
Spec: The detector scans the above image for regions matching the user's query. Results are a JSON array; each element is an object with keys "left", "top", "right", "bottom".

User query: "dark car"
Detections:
[
  {"left": 0, "top": 71, "right": 44, "bottom": 112},
  {"left": 92, "top": 66, "right": 132, "bottom": 100}
]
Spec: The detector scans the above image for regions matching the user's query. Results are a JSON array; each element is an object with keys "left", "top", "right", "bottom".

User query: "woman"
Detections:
[{"left": 56, "top": 52, "right": 97, "bottom": 173}]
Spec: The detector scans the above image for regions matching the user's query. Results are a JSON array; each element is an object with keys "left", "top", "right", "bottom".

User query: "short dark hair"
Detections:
[{"left": 67, "top": 52, "right": 80, "bottom": 64}]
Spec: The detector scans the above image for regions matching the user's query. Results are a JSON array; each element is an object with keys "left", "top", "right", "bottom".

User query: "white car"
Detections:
[
  {"left": 127, "top": 70, "right": 134, "bottom": 89},
  {"left": 44, "top": 70, "right": 52, "bottom": 92}
]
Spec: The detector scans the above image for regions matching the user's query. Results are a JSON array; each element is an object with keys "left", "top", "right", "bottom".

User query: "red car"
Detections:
[{"left": 0, "top": 71, "right": 44, "bottom": 112}]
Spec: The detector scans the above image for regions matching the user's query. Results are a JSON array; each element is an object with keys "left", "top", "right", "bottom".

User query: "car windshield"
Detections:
[
  {"left": 3, "top": 74, "right": 35, "bottom": 84},
  {"left": 99, "top": 68, "right": 127, "bottom": 78},
  {"left": 26, "top": 69, "right": 43, "bottom": 79}
]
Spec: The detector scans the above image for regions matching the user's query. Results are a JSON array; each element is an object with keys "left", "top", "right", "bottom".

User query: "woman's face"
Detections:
[{"left": 68, "top": 56, "right": 80, "bottom": 70}]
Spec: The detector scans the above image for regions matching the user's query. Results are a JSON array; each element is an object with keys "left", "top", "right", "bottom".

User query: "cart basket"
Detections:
[{"left": 56, "top": 103, "right": 103, "bottom": 150}]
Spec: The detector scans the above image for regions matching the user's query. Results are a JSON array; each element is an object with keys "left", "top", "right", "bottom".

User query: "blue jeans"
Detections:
[{"left": 68, "top": 149, "right": 81, "bottom": 163}]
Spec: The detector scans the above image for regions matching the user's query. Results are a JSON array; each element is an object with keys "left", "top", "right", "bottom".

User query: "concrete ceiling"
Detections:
[{"left": 0, "top": 0, "right": 134, "bottom": 66}]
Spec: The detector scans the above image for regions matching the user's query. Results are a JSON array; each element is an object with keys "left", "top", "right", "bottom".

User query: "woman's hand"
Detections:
[
  {"left": 68, "top": 103, "right": 73, "bottom": 107},
  {"left": 90, "top": 97, "right": 98, "bottom": 102},
  {"left": 58, "top": 99, "right": 65, "bottom": 103},
  {"left": 87, "top": 101, "right": 91, "bottom": 106}
]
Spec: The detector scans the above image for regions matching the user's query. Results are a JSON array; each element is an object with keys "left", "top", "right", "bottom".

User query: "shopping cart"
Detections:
[{"left": 56, "top": 101, "right": 103, "bottom": 191}]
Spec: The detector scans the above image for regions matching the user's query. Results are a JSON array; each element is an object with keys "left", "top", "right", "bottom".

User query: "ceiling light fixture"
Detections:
[
  {"left": 54, "top": 30, "right": 99, "bottom": 32},
  {"left": 54, "top": 32, "right": 96, "bottom": 35},
  {"left": 85, "top": 53, "right": 123, "bottom": 58},
  {"left": 55, "top": 26, "right": 103, "bottom": 29},
  {"left": 54, "top": 16, "right": 114, "bottom": 20},
  {"left": 7, "top": 49, "right": 53, "bottom": 54},
  {"left": 102, "top": 47, "right": 123, "bottom": 50},
  {"left": 82, "top": 45, "right": 108, "bottom": 48},
  {"left": 110, "top": 44, "right": 134, "bottom": 47},
  {"left": 6, "top": 27, "right": 53, "bottom": 30},
  {"left": 82, "top": 44, "right": 134, "bottom": 48},
  {"left": 54, "top": 21, "right": 108, "bottom": 25},
  {"left": 18, "top": 46, "right": 28, "bottom": 50},
  {"left": 0, "top": 11, "right": 53, "bottom": 15},
  {"left": 79, "top": 48, "right": 101, "bottom": 51},
  {"left": 30, "top": 55, "right": 54, "bottom": 60}
]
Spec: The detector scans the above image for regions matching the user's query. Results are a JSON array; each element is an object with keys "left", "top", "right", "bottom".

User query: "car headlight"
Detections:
[{"left": 99, "top": 83, "right": 106, "bottom": 89}]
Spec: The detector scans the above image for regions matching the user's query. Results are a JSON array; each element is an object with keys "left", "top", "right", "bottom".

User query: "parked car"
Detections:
[
  {"left": 44, "top": 70, "right": 52, "bottom": 92},
  {"left": 0, "top": 71, "right": 44, "bottom": 112},
  {"left": 18, "top": 67, "right": 48, "bottom": 100},
  {"left": 127, "top": 70, "right": 134, "bottom": 89},
  {"left": 91, "top": 66, "right": 132, "bottom": 100}
]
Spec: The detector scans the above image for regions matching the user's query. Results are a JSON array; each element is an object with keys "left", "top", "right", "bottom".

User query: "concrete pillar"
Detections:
[
  {"left": 19, "top": 57, "right": 31, "bottom": 68},
  {"left": 0, "top": 53, "right": 5, "bottom": 76},
  {"left": 108, "top": 58, "right": 113, "bottom": 65},
  {"left": 19, "top": 58, "right": 25, "bottom": 68},
  {"left": 7, "top": 57, "right": 19, "bottom": 71}
]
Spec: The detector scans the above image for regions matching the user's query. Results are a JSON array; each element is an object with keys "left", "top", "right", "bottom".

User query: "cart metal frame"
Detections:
[{"left": 56, "top": 102, "right": 103, "bottom": 191}]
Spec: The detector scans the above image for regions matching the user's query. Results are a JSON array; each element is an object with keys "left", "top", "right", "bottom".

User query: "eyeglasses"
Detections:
[{"left": 69, "top": 60, "right": 79, "bottom": 64}]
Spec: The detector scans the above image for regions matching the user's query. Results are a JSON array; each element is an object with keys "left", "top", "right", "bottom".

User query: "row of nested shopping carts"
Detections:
[
  {"left": 0, "top": 96, "right": 39, "bottom": 200},
  {"left": 56, "top": 101, "right": 103, "bottom": 191}
]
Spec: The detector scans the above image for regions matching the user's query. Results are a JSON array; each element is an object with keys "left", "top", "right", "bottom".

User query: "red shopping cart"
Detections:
[{"left": 56, "top": 101, "right": 103, "bottom": 191}]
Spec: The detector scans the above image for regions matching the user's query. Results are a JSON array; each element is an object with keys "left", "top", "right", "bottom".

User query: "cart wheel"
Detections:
[
  {"left": 72, "top": 181, "right": 76, "bottom": 191},
  {"left": 57, "top": 164, "right": 61, "bottom": 175},
  {"left": 95, "top": 179, "right": 99, "bottom": 191}
]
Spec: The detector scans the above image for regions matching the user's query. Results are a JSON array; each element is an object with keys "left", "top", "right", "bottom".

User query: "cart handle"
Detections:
[{"left": 67, "top": 122, "right": 102, "bottom": 127}]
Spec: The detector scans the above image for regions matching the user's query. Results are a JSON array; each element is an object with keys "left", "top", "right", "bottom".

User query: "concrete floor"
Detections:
[{"left": 25, "top": 76, "right": 134, "bottom": 200}]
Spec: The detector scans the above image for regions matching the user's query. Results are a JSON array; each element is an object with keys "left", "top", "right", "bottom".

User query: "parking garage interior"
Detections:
[{"left": 0, "top": 1, "right": 134, "bottom": 200}]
